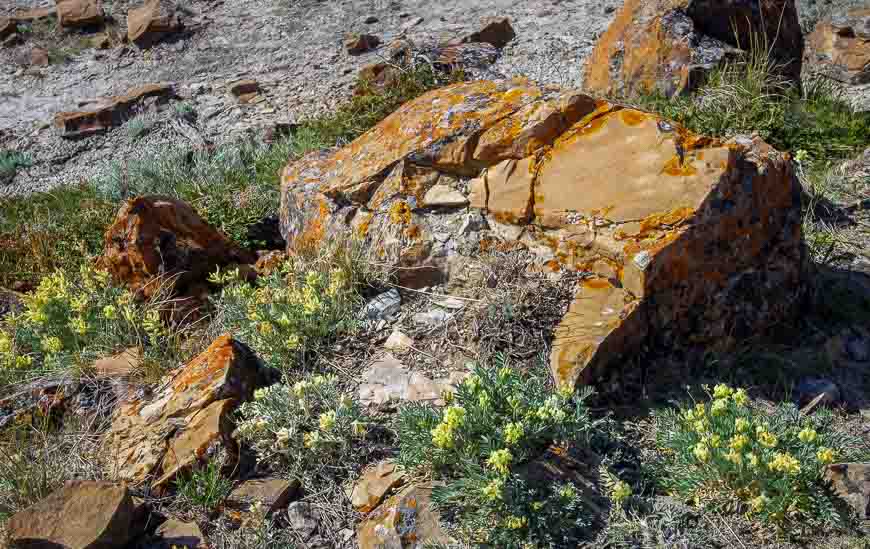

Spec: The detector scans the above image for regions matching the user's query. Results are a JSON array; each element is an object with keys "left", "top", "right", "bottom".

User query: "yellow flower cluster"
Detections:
[
  {"left": 482, "top": 478, "right": 503, "bottom": 502},
  {"left": 534, "top": 395, "right": 567, "bottom": 423},
  {"left": 503, "top": 515, "right": 527, "bottom": 530},
  {"left": 319, "top": 410, "right": 337, "bottom": 431},
  {"left": 503, "top": 422, "right": 525, "bottom": 446},
  {"left": 611, "top": 480, "right": 632, "bottom": 504},
  {"left": 817, "top": 447, "right": 835, "bottom": 464},
  {"left": 431, "top": 405, "right": 466, "bottom": 449},
  {"left": 768, "top": 452, "right": 801, "bottom": 475},
  {"left": 487, "top": 448, "right": 513, "bottom": 476}
]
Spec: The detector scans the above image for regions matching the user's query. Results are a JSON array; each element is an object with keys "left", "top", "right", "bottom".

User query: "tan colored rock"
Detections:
[
  {"left": 53, "top": 82, "right": 174, "bottom": 137},
  {"left": 349, "top": 461, "right": 406, "bottom": 513},
  {"left": 152, "top": 518, "right": 206, "bottom": 549},
  {"left": 226, "top": 477, "right": 300, "bottom": 514},
  {"left": 423, "top": 184, "right": 468, "bottom": 207},
  {"left": 57, "top": 0, "right": 103, "bottom": 28},
  {"left": 11, "top": 7, "right": 57, "bottom": 22},
  {"left": 8, "top": 481, "right": 134, "bottom": 549},
  {"left": 229, "top": 79, "right": 259, "bottom": 97},
  {"left": 100, "top": 195, "right": 256, "bottom": 301},
  {"left": 92, "top": 347, "right": 142, "bottom": 377},
  {"left": 279, "top": 79, "right": 802, "bottom": 391},
  {"left": 30, "top": 47, "right": 49, "bottom": 67},
  {"left": 824, "top": 462, "right": 870, "bottom": 520},
  {"left": 384, "top": 330, "right": 413, "bottom": 353},
  {"left": 358, "top": 354, "right": 464, "bottom": 406},
  {"left": 584, "top": 0, "right": 802, "bottom": 98},
  {"left": 128, "top": 0, "right": 182, "bottom": 48},
  {"left": 806, "top": 9, "right": 870, "bottom": 85},
  {"left": 449, "top": 16, "right": 516, "bottom": 49},
  {"left": 356, "top": 483, "right": 451, "bottom": 549},
  {"left": 103, "top": 335, "right": 275, "bottom": 489},
  {"left": 345, "top": 33, "right": 381, "bottom": 55}
]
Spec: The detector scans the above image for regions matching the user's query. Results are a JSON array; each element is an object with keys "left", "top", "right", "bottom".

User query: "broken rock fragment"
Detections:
[
  {"left": 53, "top": 82, "right": 174, "bottom": 137},
  {"left": 102, "top": 335, "right": 276, "bottom": 489},
  {"left": 57, "top": 0, "right": 104, "bottom": 28},
  {"left": 806, "top": 8, "right": 870, "bottom": 85},
  {"left": 128, "top": 0, "right": 182, "bottom": 48}
]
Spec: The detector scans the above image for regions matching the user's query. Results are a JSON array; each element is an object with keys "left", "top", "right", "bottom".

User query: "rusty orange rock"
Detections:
[
  {"left": 101, "top": 195, "right": 256, "bottom": 300},
  {"left": 57, "top": 0, "right": 103, "bottom": 28},
  {"left": 806, "top": 9, "right": 870, "bottom": 85},
  {"left": 127, "top": 0, "right": 182, "bottom": 48},
  {"left": 356, "top": 483, "right": 451, "bottom": 549},
  {"left": 102, "top": 335, "right": 276, "bottom": 489},
  {"left": 584, "top": 0, "right": 803, "bottom": 98},
  {"left": 53, "top": 82, "right": 174, "bottom": 138},
  {"left": 278, "top": 79, "right": 802, "bottom": 389}
]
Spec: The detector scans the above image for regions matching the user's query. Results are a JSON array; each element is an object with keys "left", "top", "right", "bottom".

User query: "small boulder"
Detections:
[
  {"left": 358, "top": 354, "right": 464, "bottom": 407},
  {"left": 824, "top": 462, "right": 870, "bottom": 520},
  {"left": 229, "top": 79, "right": 260, "bottom": 97},
  {"left": 349, "top": 461, "right": 406, "bottom": 512},
  {"left": 100, "top": 195, "right": 256, "bottom": 301},
  {"left": 226, "top": 477, "right": 300, "bottom": 515},
  {"left": 795, "top": 377, "right": 841, "bottom": 408},
  {"left": 805, "top": 8, "right": 870, "bottom": 85},
  {"left": 362, "top": 289, "right": 402, "bottom": 321},
  {"left": 384, "top": 330, "right": 413, "bottom": 353},
  {"left": 345, "top": 33, "right": 381, "bottom": 55},
  {"left": 102, "top": 335, "right": 276, "bottom": 489},
  {"left": 128, "top": 0, "right": 182, "bottom": 48},
  {"left": 57, "top": 0, "right": 104, "bottom": 28},
  {"left": 356, "top": 483, "right": 452, "bottom": 549},
  {"left": 54, "top": 82, "right": 174, "bottom": 137},
  {"left": 152, "top": 518, "right": 207, "bottom": 549},
  {"left": 449, "top": 16, "right": 516, "bottom": 49},
  {"left": 8, "top": 481, "right": 134, "bottom": 549}
]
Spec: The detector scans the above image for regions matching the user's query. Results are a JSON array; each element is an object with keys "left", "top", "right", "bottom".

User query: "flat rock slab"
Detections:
[
  {"left": 53, "top": 83, "right": 175, "bottom": 138},
  {"left": 226, "top": 477, "right": 300, "bottom": 514},
  {"left": 349, "top": 460, "right": 406, "bottom": 512},
  {"left": 358, "top": 354, "right": 465, "bottom": 406},
  {"left": 151, "top": 518, "right": 207, "bottom": 549},
  {"left": 8, "top": 481, "right": 134, "bottom": 549}
]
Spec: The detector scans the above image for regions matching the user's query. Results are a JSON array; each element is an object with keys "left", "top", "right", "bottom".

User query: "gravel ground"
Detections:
[{"left": 0, "top": 0, "right": 620, "bottom": 196}]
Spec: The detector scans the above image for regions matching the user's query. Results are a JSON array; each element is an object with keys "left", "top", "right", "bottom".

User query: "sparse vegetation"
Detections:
[
  {"left": 0, "top": 150, "right": 31, "bottom": 184},
  {"left": 174, "top": 459, "right": 233, "bottom": 513}
]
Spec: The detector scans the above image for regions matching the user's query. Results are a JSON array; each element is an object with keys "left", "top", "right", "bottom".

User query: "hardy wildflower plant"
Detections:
[
  {"left": 655, "top": 384, "right": 870, "bottom": 531},
  {"left": 209, "top": 250, "right": 366, "bottom": 373},
  {"left": 396, "top": 360, "right": 599, "bottom": 547},
  {"left": 0, "top": 266, "right": 176, "bottom": 389},
  {"left": 235, "top": 373, "right": 367, "bottom": 489}
]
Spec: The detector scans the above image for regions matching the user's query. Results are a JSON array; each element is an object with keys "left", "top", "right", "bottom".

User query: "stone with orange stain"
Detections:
[
  {"left": 348, "top": 460, "right": 406, "bottom": 513},
  {"left": 102, "top": 335, "right": 277, "bottom": 488},
  {"left": 356, "top": 483, "right": 451, "bottom": 549},
  {"left": 278, "top": 78, "right": 802, "bottom": 390},
  {"left": 806, "top": 9, "right": 870, "bottom": 85},
  {"left": 584, "top": 0, "right": 802, "bottom": 98},
  {"left": 100, "top": 195, "right": 256, "bottom": 301},
  {"left": 54, "top": 83, "right": 174, "bottom": 138}
]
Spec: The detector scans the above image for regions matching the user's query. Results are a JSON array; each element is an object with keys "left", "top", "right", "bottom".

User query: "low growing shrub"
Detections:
[
  {"left": 0, "top": 266, "right": 177, "bottom": 390},
  {"left": 655, "top": 384, "right": 870, "bottom": 532},
  {"left": 396, "top": 361, "right": 600, "bottom": 548},
  {"left": 235, "top": 373, "right": 367, "bottom": 489}
]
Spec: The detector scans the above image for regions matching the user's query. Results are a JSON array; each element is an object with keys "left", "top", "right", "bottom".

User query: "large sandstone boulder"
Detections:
[
  {"left": 806, "top": 9, "right": 870, "bottom": 85},
  {"left": 584, "top": 0, "right": 804, "bottom": 98},
  {"left": 8, "top": 481, "right": 134, "bottom": 549},
  {"left": 101, "top": 196, "right": 256, "bottom": 301},
  {"left": 54, "top": 83, "right": 174, "bottom": 138},
  {"left": 279, "top": 79, "right": 803, "bottom": 389},
  {"left": 103, "top": 335, "right": 276, "bottom": 489}
]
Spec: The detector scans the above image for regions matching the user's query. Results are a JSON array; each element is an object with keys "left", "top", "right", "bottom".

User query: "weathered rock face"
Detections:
[
  {"left": 584, "top": 0, "right": 803, "bottom": 98},
  {"left": 54, "top": 83, "right": 174, "bottom": 138},
  {"left": 151, "top": 518, "right": 207, "bottom": 549},
  {"left": 356, "top": 483, "right": 452, "bottom": 549},
  {"left": 279, "top": 79, "right": 803, "bottom": 390},
  {"left": 226, "top": 477, "right": 300, "bottom": 515},
  {"left": 57, "top": 0, "right": 104, "bottom": 28},
  {"left": 806, "top": 9, "right": 870, "bottom": 85},
  {"left": 103, "top": 335, "right": 275, "bottom": 489},
  {"left": 101, "top": 196, "right": 256, "bottom": 301},
  {"left": 8, "top": 481, "right": 134, "bottom": 549},
  {"left": 358, "top": 354, "right": 466, "bottom": 407},
  {"left": 824, "top": 462, "right": 870, "bottom": 520},
  {"left": 128, "top": 0, "right": 182, "bottom": 48},
  {"left": 448, "top": 16, "right": 516, "bottom": 49},
  {"left": 349, "top": 460, "right": 406, "bottom": 513}
]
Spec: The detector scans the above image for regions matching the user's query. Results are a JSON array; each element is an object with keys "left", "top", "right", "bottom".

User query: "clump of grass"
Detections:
[
  {"left": 125, "top": 114, "right": 157, "bottom": 142},
  {"left": 208, "top": 244, "right": 372, "bottom": 373},
  {"left": 654, "top": 383, "right": 870, "bottom": 534},
  {"left": 0, "top": 150, "right": 32, "bottom": 184},
  {"left": 633, "top": 51, "right": 870, "bottom": 165},
  {"left": 0, "top": 265, "right": 180, "bottom": 391},
  {"left": 235, "top": 373, "right": 367, "bottom": 490},
  {"left": 174, "top": 459, "right": 232, "bottom": 513},
  {"left": 396, "top": 360, "right": 601, "bottom": 548},
  {"left": 172, "top": 101, "right": 197, "bottom": 122},
  {"left": 0, "top": 185, "right": 115, "bottom": 288}
]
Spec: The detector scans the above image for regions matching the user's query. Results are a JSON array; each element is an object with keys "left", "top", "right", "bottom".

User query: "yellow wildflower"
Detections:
[
  {"left": 710, "top": 399, "right": 728, "bottom": 416},
  {"left": 443, "top": 406, "right": 466, "bottom": 429},
  {"left": 693, "top": 443, "right": 710, "bottom": 463},
  {"left": 285, "top": 334, "right": 301, "bottom": 350},
  {"left": 463, "top": 374, "right": 481, "bottom": 392},
  {"left": 768, "top": 452, "right": 801, "bottom": 475},
  {"left": 303, "top": 431, "right": 320, "bottom": 448},
  {"left": 482, "top": 479, "right": 503, "bottom": 502},
  {"left": 757, "top": 430, "right": 778, "bottom": 448},
  {"left": 487, "top": 449, "right": 513, "bottom": 475},
  {"left": 531, "top": 501, "right": 544, "bottom": 511},
  {"left": 750, "top": 494, "right": 769, "bottom": 513},
  {"left": 102, "top": 304, "right": 117, "bottom": 320},
  {"left": 0, "top": 332, "right": 12, "bottom": 354},
  {"left": 612, "top": 480, "right": 632, "bottom": 503},
  {"left": 817, "top": 447, "right": 836, "bottom": 465},
  {"left": 713, "top": 384, "right": 733, "bottom": 399},
  {"left": 558, "top": 485, "right": 577, "bottom": 499},
  {"left": 734, "top": 417, "right": 751, "bottom": 433},
  {"left": 431, "top": 423, "right": 455, "bottom": 449},
  {"left": 724, "top": 449, "right": 743, "bottom": 465},
  {"left": 732, "top": 388, "right": 748, "bottom": 406},
  {"left": 747, "top": 452, "right": 760, "bottom": 468},
  {"left": 504, "top": 515, "right": 527, "bottom": 530},
  {"left": 503, "top": 422, "right": 524, "bottom": 446},
  {"left": 41, "top": 336, "right": 63, "bottom": 355},
  {"left": 798, "top": 427, "right": 817, "bottom": 444},
  {"left": 275, "top": 428, "right": 292, "bottom": 447},
  {"left": 319, "top": 410, "right": 337, "bottom": 431},
  {"left": 351, "top": 421, "right": 367, "bottom": 437},
  {"left": 292, "top": 380, "right": 309, "bottom": 397},
  {"left": 254, "top": 388, "right": 268, "bottom": 401},
  {"left": 729, "top": 434, "right": 749, "bottom": 451}
]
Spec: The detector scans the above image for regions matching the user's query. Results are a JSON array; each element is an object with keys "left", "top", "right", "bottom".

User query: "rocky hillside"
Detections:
[{"left": 0, "top": 0, "right": 869, "bottom": 548}]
